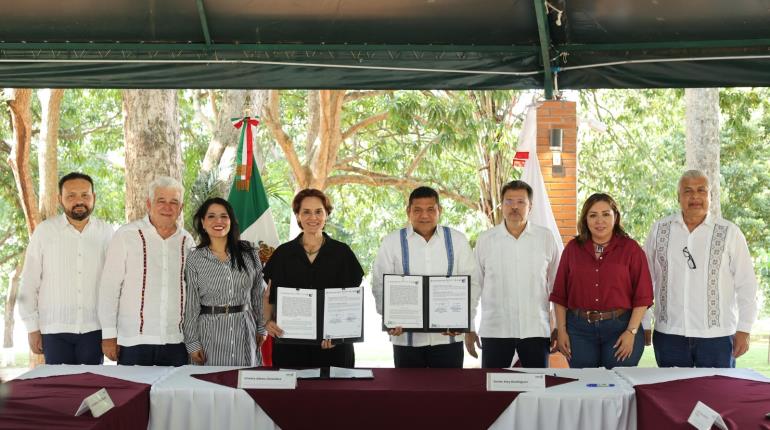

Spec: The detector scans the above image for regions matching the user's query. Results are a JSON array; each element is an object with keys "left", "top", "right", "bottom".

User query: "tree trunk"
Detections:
[
  {"left": 37, "top": 89, "right": 64, "bottom": 220},
  {"left": 3, "top": 263, "right": 22, "bottom": 349},
  {"left": 200, "top": 90, "right": 249, "bottom": 177},
  {"left": 7, "top": 89, "right": 41, "bottom": 233},
  {"left": 685, "top": 88, "right": 721, "bottom": 217},
  {"left": 7, "top": 89, "right": 45, "bottom": 366},
  {"left": 308, "top": 90, "right": 345, "bottom": 190},
  {"left": 122, "top": 90, "right": 182, "bottom": 221}
]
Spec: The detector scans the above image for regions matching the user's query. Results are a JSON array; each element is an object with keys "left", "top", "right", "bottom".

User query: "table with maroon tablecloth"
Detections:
[
  {"left": 634, "top": 375, "right": 770, "bottom": 430},
  {"left": 149, "top": 366, "right": 634, "bottom": 430},
  {"left": 194, "top": 368, "right": 574, "bottom": 430},
  {"left": 0, "top": 372, "right": 151, "bottom": 430},
  {"left": 613, "top": 367, "right": 770, "bottom": 430}
]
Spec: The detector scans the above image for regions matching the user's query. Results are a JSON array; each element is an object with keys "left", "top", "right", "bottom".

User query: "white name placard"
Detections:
[
  {"left": 486, "top": 373, "right": 546, "bottom": 392},
  {"left": 237, "top": 370, "right": 297, "bottom": 390},
  {"left": 74, "top": 388, "right": 115, "bottom": 418},
  {"left": 687, "top": 401, "right": 727, "bottom": 430}
]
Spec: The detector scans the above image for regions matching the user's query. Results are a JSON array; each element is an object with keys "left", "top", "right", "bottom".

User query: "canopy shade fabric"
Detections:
[{"left": 1, "top": 0, "right": 769, "bottom": 90}]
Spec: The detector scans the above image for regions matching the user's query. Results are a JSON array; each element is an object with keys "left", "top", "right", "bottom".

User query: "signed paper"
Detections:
[
  {"left": 427, "top": 276, "right": 469, "bottom": 329},
  {"left": 276, "top": 287, "right": 317, "bottom": 340},
  {"left": 383, "top": 275, "right": 423, "bottom": 329},
  {"left": 323, "top": 287, "right": 363, "bottom": 339}
]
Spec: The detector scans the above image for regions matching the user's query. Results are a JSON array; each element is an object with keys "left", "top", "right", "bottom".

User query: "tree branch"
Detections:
[
  {"left": 192, "top": 91, "right": 215, "bottom": 132},
  {"left": 343, "top": 90, "right": 392, "bottom": 103},
  {"left": 58, "top": 110, "right": 122, "bottom": 141},
  {"left": 0, "top": 228, "right": 15, "bottom": 249},
  {"left": 262, "top": 90, "right": 306, "bottom": 185},
  {"left": 341, "top": 111, "right": 389, "bottom": 141},
  {"left": 405, "top": 135, "right": 439, "bottom": 177},
  {"left": 329, "top": 166, "right": 477, "bottom": 210},
  {"left": 0, "top": 250, "right": 21, "bottom": 269}
]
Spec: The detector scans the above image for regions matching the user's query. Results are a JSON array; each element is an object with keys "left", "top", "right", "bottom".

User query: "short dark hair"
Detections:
[
  {"left": 576, "top": 193, "right": 629, "bottom": 244},
  {"left": 408, "top": 186, "right": 440, "bottom": 207},
  {"left": 58, "top": 172, "right": 94, "bottom": 194},
  {"left": 500, "top": 180, "right": 533, "bottom": 202},
  {"left": 292, "top": 188, "right": 333, "bottom": 229}
]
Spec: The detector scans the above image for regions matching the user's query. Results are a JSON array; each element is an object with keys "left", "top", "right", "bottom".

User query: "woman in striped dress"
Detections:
[{"left": 183, "top": 197, "right": 266, "bottom": 366}]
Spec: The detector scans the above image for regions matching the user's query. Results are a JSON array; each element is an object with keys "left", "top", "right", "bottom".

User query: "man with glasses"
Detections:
[
  {"left": 643, "top": 170, "right": 757, "bottom": 367},
  {"left": 468, "top": 180, "right": 561, "bottom": 368}
]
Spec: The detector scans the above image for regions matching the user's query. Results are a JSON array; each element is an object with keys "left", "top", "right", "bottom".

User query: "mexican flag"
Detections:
[{"left": 228, "top": 116, "right": 280, "bottom": 366}]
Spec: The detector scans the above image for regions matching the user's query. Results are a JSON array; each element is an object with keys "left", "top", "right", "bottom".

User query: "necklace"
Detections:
[
  {"left": 594, "top": 239, "right": 610, "bottom": 254},
  {"left": 303, "top": 235, "right": 325, "bottom": 256}
]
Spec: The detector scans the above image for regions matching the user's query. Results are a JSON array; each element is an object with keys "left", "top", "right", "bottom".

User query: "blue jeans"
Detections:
[
  {"left": 653, "top": 330, "right": 735, "bottom": 368},
  {"left": 41, "top": 330, "right": 103, "bottom": 365},
  {"left": 566, "top": 311, "right": 644, "bottom": 369}
]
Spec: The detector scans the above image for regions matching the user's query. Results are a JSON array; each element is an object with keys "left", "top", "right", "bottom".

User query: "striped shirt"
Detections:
[{"left": 183, "top": 245, "right": 266, "bottom": 366}]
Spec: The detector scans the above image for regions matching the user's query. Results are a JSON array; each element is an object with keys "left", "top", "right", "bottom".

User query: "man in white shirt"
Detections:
[
  {"left": 468, "top": 180, "right": 560, "bottom": 368},
  {"left": 19, "top": 172, "right": 114, "bottom": 364},
  {"left": 644, "top": 170, "right": 758, "bottom": 368},
  {"left": 372, "top": 186, "right": 480, "bottom": 368},
  {"left": 99, "top": 176, "right": 194, "bottom": 366}
]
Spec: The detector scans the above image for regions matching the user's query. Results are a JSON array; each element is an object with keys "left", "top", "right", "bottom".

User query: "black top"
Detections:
[{"left": 264, "top": 232, "right": 364, "bottom": 304}]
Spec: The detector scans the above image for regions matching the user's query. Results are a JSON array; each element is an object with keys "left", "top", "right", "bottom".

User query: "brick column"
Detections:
[{"left": 536, "top": 101, "right": 577, "bottom": 246}]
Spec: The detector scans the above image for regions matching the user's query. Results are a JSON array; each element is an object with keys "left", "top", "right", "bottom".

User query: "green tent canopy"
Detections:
[{"left": 1, "top": 0, "right": 769, "bottom": 92}]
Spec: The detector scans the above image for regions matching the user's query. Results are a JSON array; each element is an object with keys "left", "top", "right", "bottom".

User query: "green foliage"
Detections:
[
  {"left": 578, "top": 89, "right": 686, "bottom": 242},
  {"left": 58, "top": 89, "right": 125, "bottom": 223},
  {"left": 719, "top": 88, "right": 770, "bottom": 315}
]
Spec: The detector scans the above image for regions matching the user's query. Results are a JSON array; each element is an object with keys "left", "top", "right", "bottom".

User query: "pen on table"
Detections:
[{"left": 586, "top": 383, "right": 615, "bottom": 387}]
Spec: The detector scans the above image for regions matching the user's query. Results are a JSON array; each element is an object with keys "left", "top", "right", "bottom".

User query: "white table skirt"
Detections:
[
  {"left": 16, "top": 364, "right": 173, "bottom": 385},
  {"left": 490, "top": 368, "right": 636, "bottom": 430},
  {"left": 149, "top": 365, "right": 278, "bottom": 430},
  {"left": 614, "top": 366, "right": 770, "bottom": 386}
]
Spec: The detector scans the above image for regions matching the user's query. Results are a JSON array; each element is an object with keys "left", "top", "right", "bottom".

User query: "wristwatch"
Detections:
[{"left": 626, "top": 327, "right": 638, "bottom": 335}]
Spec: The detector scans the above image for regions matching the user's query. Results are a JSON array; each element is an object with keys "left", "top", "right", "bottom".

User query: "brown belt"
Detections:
[{"left": 571, "top": 308, "right": 627, "bottom": 323}]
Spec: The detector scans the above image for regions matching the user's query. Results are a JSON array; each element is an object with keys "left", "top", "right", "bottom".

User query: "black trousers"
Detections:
[
  {"left": 480, "top": 337, "right": 550, "bottom": 368},
  {"left": 118, "top": 342, "right": 188, "bottom": 366},
  {"left": 393, "top": 342, "right": 464, "bottom": 368},
  {"left": 272, "top": 342, "right": 355, "bottom": 368},
  {"left": 41, "top": 330, "right": 103, "bottom": 365}
]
